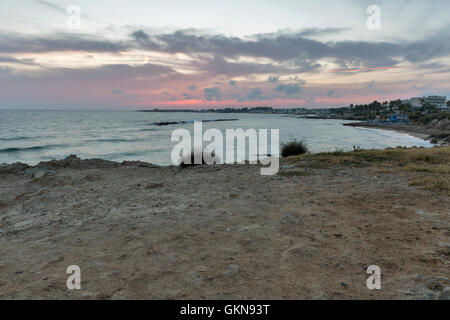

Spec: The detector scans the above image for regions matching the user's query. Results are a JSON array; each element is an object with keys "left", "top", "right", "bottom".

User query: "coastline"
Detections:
[{"left": 343, "top": 122, "right": 450, "bottom": 144}]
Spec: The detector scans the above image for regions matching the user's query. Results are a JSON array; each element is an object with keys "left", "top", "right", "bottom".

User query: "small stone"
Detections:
[
  {"left": 437, "top": 277, "right": 449, "bottom": 283},
  {"left": 405, "top": 289, "right": 415, "bottom": 296},
  {"left": 416, "top": 210, "right": 426, "bottom": 216},
  {"left": 426, "top": 279, "right": 445, "bottom": 291},
  {"left": 196, "top": 266, "right": 207, "bottom": 272},
  {"left": 24, "top": 167, "right": 50, "bottom": 179},
  {"left": 225, "top": 264, "right": 240, "bottom": 275},
  {"left": 439, "top": 287, "right": 450, "bottom": 300},
  {"left": 423, "top": 292, "right": 436, "bottom": 300},
  {"left": 187, "top": 271, "right": 203, "bottom": 286},
  {"left": 282, "top": 212, "right": 302, "bottom": 225},
  {"left": 33, "top": 171, "right": 47, "bottom": 179}
]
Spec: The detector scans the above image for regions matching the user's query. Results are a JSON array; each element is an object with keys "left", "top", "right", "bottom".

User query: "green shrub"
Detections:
[{"left": 281, "top": 140, "right": 309, "bottom": 157}]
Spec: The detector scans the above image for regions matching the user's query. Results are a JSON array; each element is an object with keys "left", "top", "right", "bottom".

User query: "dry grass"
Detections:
[
  {"left": 410, "top": 176, "right": 450, "bottom": 193},
  {"left": 278, "top": 170, "right": 311, "bottom": 177},
  {"left": 287, "top": 146, "right": 450, "bottom": 194}
]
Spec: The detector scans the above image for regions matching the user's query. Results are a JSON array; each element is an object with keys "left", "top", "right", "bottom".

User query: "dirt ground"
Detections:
[{"left": 0, "top": 154, "right": 448, "bottom": 299}]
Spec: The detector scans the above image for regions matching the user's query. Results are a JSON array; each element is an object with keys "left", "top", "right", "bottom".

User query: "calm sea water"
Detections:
[{"left": 0, "top": 110, "right": 432, "bottom": 165}]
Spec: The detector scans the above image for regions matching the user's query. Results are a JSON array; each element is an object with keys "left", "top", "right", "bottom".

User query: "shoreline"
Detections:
[
  {"left": 0, "top": 120, "right": 446, "bottom": 167},
  {"left": 343, "top": 122, "right": 450, "bottom": 144}
]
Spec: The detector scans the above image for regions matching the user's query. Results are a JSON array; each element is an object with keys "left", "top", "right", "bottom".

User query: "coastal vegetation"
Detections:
[
  {"left": 330, "top": 99, "right": 449, "bottom": 125},
  {"left": 281, "top": 140, "right": 309, "bottom": 157},
  {"left": 408, "top": 111, "right": 450, "bottom": 124},
  {"left": 141, "top": 98, "right": 449, "bottom": 128},
  {"left": 287, "top": 146, "right": 450, "bottom": 194}
]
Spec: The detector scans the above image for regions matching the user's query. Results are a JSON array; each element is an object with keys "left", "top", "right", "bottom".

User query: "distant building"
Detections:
[
  {"left": 402, "top": 96, "right": 448, "bottom": 111},
  {"left": 410, "top": 97, "right": 423, "bottom": 110},
  {"left": 423, "top": 95, "right": 447, "bottom": 109},
  {"left": 401, "top": 97, "right": 421, "bottom": 109},
  {"left": 400, "top": 99, "right": 410, "bottom": 105}
]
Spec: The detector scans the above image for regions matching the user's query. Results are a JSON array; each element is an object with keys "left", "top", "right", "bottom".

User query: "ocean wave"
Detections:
[
  {"left": 100, "top": 150, "right": 152, "bottom": 158},
  {"left": 0, "top": 136, "right": 33, "bottom": 141},
  {"left": 152, "top": 119, "right": 238, "bottom": 126},
  {"left": 138, "top": 128, "right": 157, "bottom": 132},
  {"left": 0, "top": 144, "right": 65, "bottom": 153},
  {"left": 87, "top": 138, "right": 144, "bottom": 143}
]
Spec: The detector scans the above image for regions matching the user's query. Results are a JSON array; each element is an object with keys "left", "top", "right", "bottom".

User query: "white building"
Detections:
[
  {"left": 423, "top": 95, "right": 447, "bottom": 109},
  {"left": 402, "top": 96, "right": 448, "bottom": 111},
  {"left": 410, "top": 97, "right": 423, "bottom": 109}
]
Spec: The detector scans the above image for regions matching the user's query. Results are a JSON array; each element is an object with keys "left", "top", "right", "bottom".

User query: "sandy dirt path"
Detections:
[{"left": 0, "top": 156, "right": 448, "bottom": 299}]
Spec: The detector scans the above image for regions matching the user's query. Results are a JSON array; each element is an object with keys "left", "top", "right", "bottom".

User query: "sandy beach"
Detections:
[
  {"left": 0, "top": 148, "right": 449, "bottom": 300},
  {"left": 343, "top": 122, "right": 450, "bottom": 144}
]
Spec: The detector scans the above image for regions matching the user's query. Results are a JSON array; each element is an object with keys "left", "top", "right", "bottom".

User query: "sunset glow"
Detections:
[{"left": 0, "top": 0, "right": 449, "bottom": 109}]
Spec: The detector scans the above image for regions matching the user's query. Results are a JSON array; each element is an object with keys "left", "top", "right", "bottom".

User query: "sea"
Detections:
[{"left": 0, "top": 110, "right": 432, "bottom": 165}]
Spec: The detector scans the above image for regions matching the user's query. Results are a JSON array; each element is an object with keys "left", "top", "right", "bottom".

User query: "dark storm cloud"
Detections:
[
  {"left": 405, "top": 37, "right": 450, "bottom": 63},
  {"left": 289, "top": 27, "right": 350, "bottom": 38},
  {"left": 130, "top": 30, "right": 150, "bottom": 44},
  {"left": 274, "top": 83, "right": 302, "bottom": 95},
  {"left": 1, "top": 26, "right": 449, "bottom": 78},
  {"left": 2, "top": 27, "right": 449, "bottom": 68},
  {"left": 238, "top": 88, "right": 273, "bottom": 102},
  {"left": 203, "top": 87, "right": 222, "bottom": 101},
  {"left": 193, "top": 55, "right": 296, "bottom": 77},
  {"left": 0, "top": 33, "right": 127, "bottom": 54},
  {"left": 330, "top": 41, "right": 403, "bottom": 67},
  {"left": 183, "top": 92, "right": 193, "bottom": 100},
  {"left": 419, "top": 62, "right": 448, "bottom": 70},
  {"left": 64, "top": 63, "right": 175, "bottom": 79},
  {"left": 246, "top": 88, "right": 263, "bottom": 101},
  {"left": 2, "top": 62, "right": 176, "bottom": 86},
  {"left": 0, "top": 56, "right": 37, "bottom": 65},
  {"left": 112, "top": 88, "right": 139, "bottom": 98},
  {"left": 131, "top": 30, "right": 331, "bottom": 62},
  {"left": 130, "top": 28, "right": 450, "bottom": 68}
]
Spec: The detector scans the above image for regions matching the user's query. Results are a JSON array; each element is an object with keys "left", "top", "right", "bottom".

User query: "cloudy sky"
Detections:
[{"left": 0, "top": 0, "right": 449, "bottom": 109}]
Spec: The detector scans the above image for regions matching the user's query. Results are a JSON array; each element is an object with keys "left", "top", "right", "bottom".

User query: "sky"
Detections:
[{"left": 0, "top": 0, "right": 449, "bottom": 109}]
